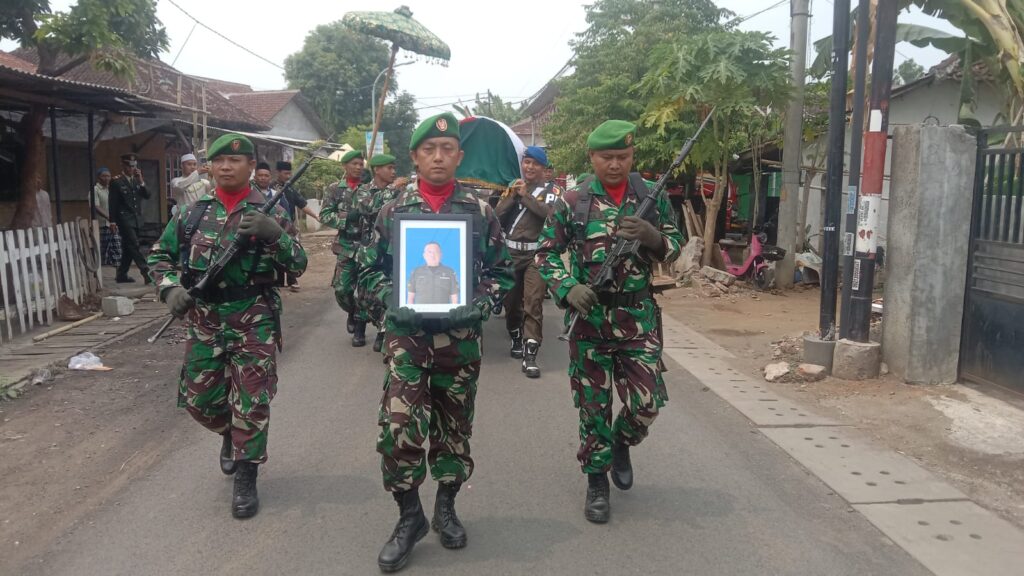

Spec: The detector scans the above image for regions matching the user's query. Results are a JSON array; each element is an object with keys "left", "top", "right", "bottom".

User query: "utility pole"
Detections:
[
  {"left": 776, "top": 0, "right": 811, "bottom": 289},
  {"left": 840, "top": 0, "right": 872, "bottom": 339},
  {"left": 848, "top": 0, "right": 898, "bottom": 341},
  {"left": 820, "top": 0, "right": 852, "bottom": 338}
]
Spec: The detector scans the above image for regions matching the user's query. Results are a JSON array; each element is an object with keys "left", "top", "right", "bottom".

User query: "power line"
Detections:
[
  {"left": 165, "top": 0, "right": 285, "bottom": 71},
  {"left": 728, "top": 0, "right": 789, "bottom": 26},
  {"left": 171, "top": 21, "right": 197, "bottom": 67}
]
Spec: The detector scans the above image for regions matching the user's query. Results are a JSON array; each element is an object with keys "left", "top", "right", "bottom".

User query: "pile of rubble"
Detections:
[{"left": 762, "top": 334, "right": 828, "bottom": 383}]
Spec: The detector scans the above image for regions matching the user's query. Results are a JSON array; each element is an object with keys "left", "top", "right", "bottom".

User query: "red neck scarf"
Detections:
[
  {"left": 217, "top": 186, "right": 250, "bottom": 214},
  {"left": 602, "top": 179, "right": 628, "bottom": 206},
  {"left": 418, "top": 179, "right": 456, "bottom": 212},
  {"left": 346, "top": 177, "right": 361, "bottom": 191}
]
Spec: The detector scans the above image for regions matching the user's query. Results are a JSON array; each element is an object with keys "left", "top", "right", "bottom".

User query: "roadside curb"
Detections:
[{"left": 661, "top": 311, "right": 1024, "bottom": 576}]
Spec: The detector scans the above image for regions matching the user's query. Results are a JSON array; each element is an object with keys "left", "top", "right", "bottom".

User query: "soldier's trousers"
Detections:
[
  {"left": 504, "top": 249, "right": 546, "bottom": 342},
  {"left": 116, "top": 225, "right": 149, "bottom": 279},
  {"left": 377, "top": 325, "right": 481, "bottom": 492},
  {"left": 178, "top": 297, "right": 278, "bottom": 463},
  {"left": 569, "top": 330, "right": 667, "bottom": 474},
  {"left": 332, "top": 257, "right": 367, "bottom": 321}
]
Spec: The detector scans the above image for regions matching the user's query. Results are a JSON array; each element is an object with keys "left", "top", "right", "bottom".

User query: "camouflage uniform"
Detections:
[
  {"left": 536, "top": 178, "right": 682, "bottom": 474},
  {"left": 358, "top": 182, "right": 512, "bottom": 491},
  {"left": 148, "top": 190, "right": 307, "bottom": 463},
  {"left": 353, "top": 182, "right": 400, "bottom": 328},
  {"left": 320, "top": 180, "right": 366, "bottom": 322}
]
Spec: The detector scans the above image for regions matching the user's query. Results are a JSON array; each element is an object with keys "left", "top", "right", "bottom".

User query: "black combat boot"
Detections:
[
  {"left": 373, "top": 329, "right": 386, "bottom": 353},
  {"left": 432, "top": 482, "right": 467, "bottom": 549},
  {"left": 231, "top": 461, "right": 259, "bottom": 519},
  {"left": 352, "top": 321, "right": 367, "bottom": 347},
  {"left": 219, "top": 432, "right": 237, "bottom": 476},
  {"left": 584, "top": 472, "right": 610, "bottom": 524},
  {"left": 378, "top": 489, "right": 429, "bottom": 573},
  {"left": 509, "top": 328, "right": 524, "bottom": 359},
  {"left": 346, "top": 313, "right": 355, "bottom": 334},
  {"left": 610, "top": 441, "right": 633, "bottom": 490},
  {"left": 522, "top": 339, "right": 540, "bottom": 379}
]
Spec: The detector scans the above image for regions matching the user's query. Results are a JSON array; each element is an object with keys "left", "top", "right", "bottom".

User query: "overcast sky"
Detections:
[{"left": 3, "top": 1, "right": 965, "bottom": 116}]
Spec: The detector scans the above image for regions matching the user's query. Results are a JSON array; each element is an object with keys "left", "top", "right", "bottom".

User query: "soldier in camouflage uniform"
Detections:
[
  {"left": 148, "top": 133, "right": 307, "bottom": 520},
  {"left": 320, "top": 149, "right": 369, "bottom": 346},
  {"left": 536, "top": 120, "right": 682, "bottom": 524},
  {"left": 352, "top": 153, "right": 408, "bottom": 353},
  {"left": 358, "top": 112, "right": 512, "bottom": 572}
]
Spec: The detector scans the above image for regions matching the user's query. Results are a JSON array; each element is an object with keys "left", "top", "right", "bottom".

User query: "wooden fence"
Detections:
[{"left": 0, "top": 219, "right": 102, "bottom": 343}]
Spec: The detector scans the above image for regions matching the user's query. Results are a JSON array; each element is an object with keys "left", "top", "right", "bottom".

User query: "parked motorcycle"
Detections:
[{"left": 720, "top": 231, "right": 786, "bottom": 290}]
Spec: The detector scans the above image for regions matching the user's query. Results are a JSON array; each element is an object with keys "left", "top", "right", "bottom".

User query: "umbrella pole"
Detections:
[{"left": 369, "top": 44, "right": 399, "bottom": 160}]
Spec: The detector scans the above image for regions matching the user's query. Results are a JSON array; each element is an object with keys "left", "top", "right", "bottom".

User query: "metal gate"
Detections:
[{"left": 960, "top": 127, "right": 1024, "bottom": 392}]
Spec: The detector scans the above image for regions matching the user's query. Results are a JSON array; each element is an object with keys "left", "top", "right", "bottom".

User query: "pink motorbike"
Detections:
[{"left": 720, "top": 231, "right": 785, "bottom": 290}]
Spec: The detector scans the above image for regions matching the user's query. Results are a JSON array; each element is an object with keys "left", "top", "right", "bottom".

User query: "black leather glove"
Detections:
[
  {"left": 164, "top": 286, "right": 194, "bottom": 318},
  {"left": 617, "top": 216, "right": 663, "bottom": 250},
  {"left": 448, "top": 304, "right": 482, "bottom": 329},
  {"left": 566, "top": 284, "right": 598, "bottom": 315},
  {"left": 386, "top": 306, "right": 421, "bottom": 330},
  {"left": 238, "top": 211, "right": 284, "bottom": 243}
]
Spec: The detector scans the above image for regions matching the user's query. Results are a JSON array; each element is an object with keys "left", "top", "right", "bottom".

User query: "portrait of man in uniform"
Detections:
[
  {"left": 393, "top": 213, "right": 472, "bottom": 316},
  {"left": 408, "top": 242, "right": 459, "bottom": 304}
]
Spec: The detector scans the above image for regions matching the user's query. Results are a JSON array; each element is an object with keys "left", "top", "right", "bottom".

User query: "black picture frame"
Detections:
[{"left": 391, "top": 212, "right": 474, "bottom": 318}]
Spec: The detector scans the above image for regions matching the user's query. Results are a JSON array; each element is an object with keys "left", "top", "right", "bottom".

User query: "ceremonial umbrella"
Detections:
[
  {"left": 342, "top": 5, "right": 451, "bottom": 158},
  {"left": 456, "top": 116, "right": 525, "bottom": 191}
]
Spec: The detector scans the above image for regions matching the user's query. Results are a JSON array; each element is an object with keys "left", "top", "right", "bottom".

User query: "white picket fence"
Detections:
[{"left": 0, "top": 219, "right": 102, "bottom": 343}]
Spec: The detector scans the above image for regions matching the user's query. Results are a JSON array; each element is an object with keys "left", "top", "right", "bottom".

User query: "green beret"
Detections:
[
  {"left": 369, "top": 153, "right": 396, "bottom": 168},
  {"left": 341, "top": 149, "right": 364, "bottom": 164},
  {"left": 586, "top": 120, "right": 637, "bottom": 151},
  {"left": 410, "top": 112, "right": 460, "bottom": 150},
  {"left": 208, "top": 133, "right": 254, "bottom": 158}
]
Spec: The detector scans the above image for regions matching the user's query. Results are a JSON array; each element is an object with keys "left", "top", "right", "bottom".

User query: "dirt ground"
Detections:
[
  {"left": 659, "top": 281, "right": 1024, "bottom": 530},
  {"left": 0, "top": 234, "right": 338, "bottom": 574}
]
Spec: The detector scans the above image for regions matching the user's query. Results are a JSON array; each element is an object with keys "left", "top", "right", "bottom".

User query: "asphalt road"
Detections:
[{"left": 25, "top": 290, "right": 931, "bottom": 576}]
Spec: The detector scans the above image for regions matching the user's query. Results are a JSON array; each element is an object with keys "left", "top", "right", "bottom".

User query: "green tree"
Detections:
[
  {"left": 453, "top": 90, "right": 522, "bottom": 125},
  {"left": 284, "top": 22, "right": 392, "bottom": 134},
  {"left": 329, "top": 91, "right": 418, "bottom": 177},
  {"left": 0, "top": 0, "right": 168, "bottom": 228},
  {"left": 640, "top": 29, "right": 791, "bottom": 264},
  {"left": 893, "top": 58, "right": 926, "bottom": 86},
  {"left": 543, "top": 0, "right": 731, "bottom": 174}
]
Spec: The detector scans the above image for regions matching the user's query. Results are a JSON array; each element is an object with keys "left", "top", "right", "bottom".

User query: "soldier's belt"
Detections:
[
  {"left": 596, "top": 288, "right": 651, "bottom": 308},
  {"left": 198, "top": 284, "right": 271, "bottom": 304},
  {"left": 505, "top": 239, "right": 539, "bottom": 251}
]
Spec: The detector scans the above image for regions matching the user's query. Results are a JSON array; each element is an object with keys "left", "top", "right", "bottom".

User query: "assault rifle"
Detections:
[
  {"left": 559, "top": 109, "right": 715, "bottom": 342},
  {"left": 148, "top": 147, "right": 330, "bottom": 343}
]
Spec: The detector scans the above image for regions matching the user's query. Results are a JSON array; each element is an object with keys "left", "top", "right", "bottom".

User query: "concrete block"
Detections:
[
  {"left": 883, "top": 124, "right": 975, "bottom": 384},
  {"left": 763, "top": 362, "right": 790, "bottom": 382},
  {"left": 832, "top": 338, "right": 881, "bottom": 380},
  {"left": 700, "top": 265, "right": 735, "bottom": 286},
  {"left": 797, "top": 363, "right": 827, "bottom": 382},
  {"left": 802, "top": 334, "right": 835, "bottom": 373},
  {"left": 102, "top": 296, "right": 134, "bottom": 317},
  {"left": 674, "top": 237, "right": 704, "bottom": 278}
]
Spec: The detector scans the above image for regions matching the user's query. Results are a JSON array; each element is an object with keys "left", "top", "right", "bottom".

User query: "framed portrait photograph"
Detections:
[{"left": 392, "top": 213, "right": 473, "bottom": 317}]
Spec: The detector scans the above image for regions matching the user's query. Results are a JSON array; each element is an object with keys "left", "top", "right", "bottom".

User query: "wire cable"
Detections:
[
  {"left": 170, "top": 21, "right": 197, "bottom": 67},
  {"left": 166, "top": 0, "right": 285, "bottom": 71}
]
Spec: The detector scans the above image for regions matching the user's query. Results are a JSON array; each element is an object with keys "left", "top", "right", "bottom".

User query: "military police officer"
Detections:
[
  {"left": 357, "top": 112, "right": 512, "bottom": 572},
  {"left": 320, "top": 150, "right": 370, "bottom": 346},
  {"left": 148, "top": 133, "right": 308, "bottom": 519},
  {"left": 495, "top": 146, "right": 563, "bottom": 378},
  {"left": 536, "top": 120, "right": 682, "bottom": 524}
]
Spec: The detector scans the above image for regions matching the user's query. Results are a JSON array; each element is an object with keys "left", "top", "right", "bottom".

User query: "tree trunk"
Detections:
[
  {"left": 701, "top": 163, "right": 727, "bottom": 266},
  {"left": 10, "top": 104, "right": 48, "bottom": 229}
]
